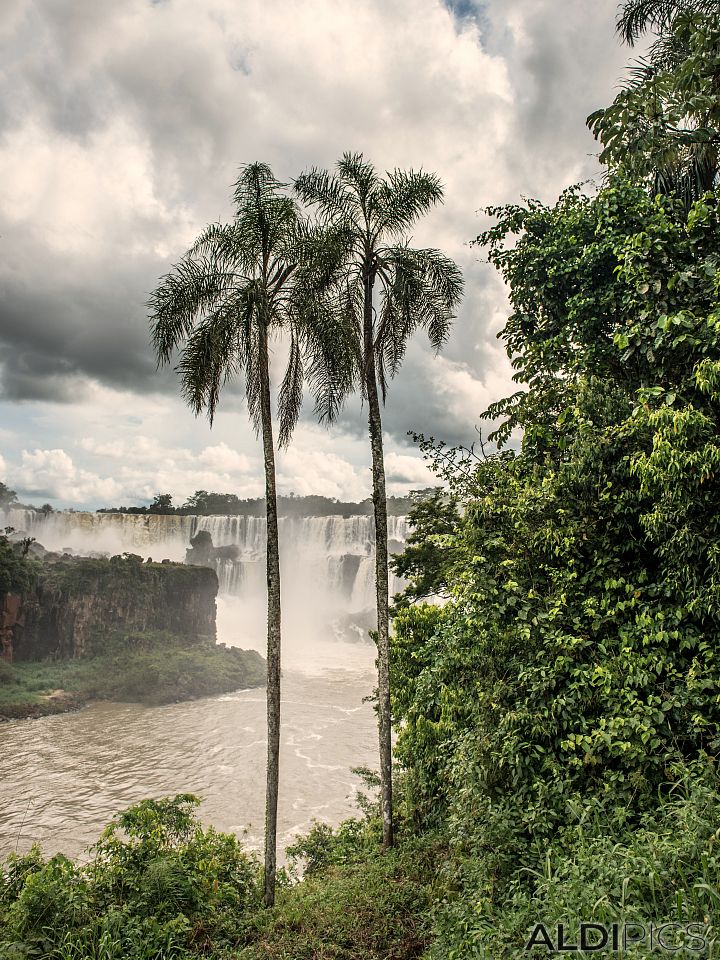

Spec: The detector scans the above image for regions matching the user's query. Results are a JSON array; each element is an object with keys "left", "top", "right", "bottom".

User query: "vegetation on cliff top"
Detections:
[
  {"left": 38, "top": 552, "right": 217, "bottom": 596},
  {"left": 97, "top": 490, "right": 427, "bottom": 517},
  {"left": 0, "top": 532, "right": 38, "bottom": 596}
]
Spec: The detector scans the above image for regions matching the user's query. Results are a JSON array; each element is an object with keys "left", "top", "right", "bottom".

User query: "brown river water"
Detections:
[{"left": 0, "top": 607, "right": 378, "bottom": 863}]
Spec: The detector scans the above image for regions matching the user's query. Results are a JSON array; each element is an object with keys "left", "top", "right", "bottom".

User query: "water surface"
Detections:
[{"left": 0, "top": 643, "right": 377, "bottom": 862}]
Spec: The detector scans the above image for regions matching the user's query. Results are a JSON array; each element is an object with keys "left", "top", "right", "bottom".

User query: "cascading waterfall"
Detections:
[{"left": 1, "top": 508, "right": 408, "bottom": 648}]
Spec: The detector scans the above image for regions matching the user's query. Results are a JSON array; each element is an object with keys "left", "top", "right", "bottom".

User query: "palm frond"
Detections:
[
  {"left": 294, "top": 168, "right": 359, "bottom": 229},
  {"left": 175, "top": 286, "right": 254, "bottom": 424},
  {"left": 378, "top": 245, "right": 464, "bottom": 363},
  {"left": 617, "top": 0, "right": 718, "bottom": 46},
  {"left": 188, "top": 222, "right": 257, "bottom": 272},
  {"left": 336, "top": 152, "right": 380, "bottom": 219},
  {"left": 376, "top": 169, "right": 444, "bottom": 237},
  {"left": 148, "top": 257, "right": 243, "bottom": 366},
  {"left": 277, "top": 332, "right": 304, "bottom": 447},
  {"left": 233, "top": 162, "right": 287, "bottom": 205},
  {"left": 296, "top": 279, "right": 362, "bottom": 422}
]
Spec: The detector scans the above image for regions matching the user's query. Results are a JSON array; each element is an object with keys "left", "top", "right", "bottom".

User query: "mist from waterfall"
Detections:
[{"left": 2, "top": 508, "right": 408, "bottom": 671}]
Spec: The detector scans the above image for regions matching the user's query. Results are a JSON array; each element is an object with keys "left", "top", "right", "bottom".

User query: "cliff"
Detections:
[{"left": 5, "top": 554, "right": 217, "bottom": 662}]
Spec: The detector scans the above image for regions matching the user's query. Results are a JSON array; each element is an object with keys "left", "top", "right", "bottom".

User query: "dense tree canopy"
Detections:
[{"left": 388, "top": 176, "right": 720, "bottom": 953}]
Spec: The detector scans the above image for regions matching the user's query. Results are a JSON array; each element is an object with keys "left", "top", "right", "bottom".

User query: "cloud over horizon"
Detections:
[{"left": 0, "top": 0, "right": 632, "bottom": 507}]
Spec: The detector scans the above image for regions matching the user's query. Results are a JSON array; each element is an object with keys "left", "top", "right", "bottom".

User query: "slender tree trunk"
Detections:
[
  {"left": 259, "top": 321, "right": 282, "bottom": 907},
  {"left": 363, "top": 268, "right": 394, "bottom": 849}
]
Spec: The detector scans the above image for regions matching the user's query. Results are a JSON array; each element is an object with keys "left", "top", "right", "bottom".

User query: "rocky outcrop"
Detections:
[
  {"left": 185, "top": 530, "right": 240, "bottom": 566},
  {"left": 7, "top": 555, "right": 217, "bottom": 662}
]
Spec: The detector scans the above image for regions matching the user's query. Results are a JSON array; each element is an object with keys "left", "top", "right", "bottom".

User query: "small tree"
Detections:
[
  {"left": 589, "top": 4, "right": 720, "bottom": 208},
  {"left": 0, "top": 483, "right": 18, "bottom": 511},
  {"left": 149, "top": 494, "right": 174, "bottom": 514}
]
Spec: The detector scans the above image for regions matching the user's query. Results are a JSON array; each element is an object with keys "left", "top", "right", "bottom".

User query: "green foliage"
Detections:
[
  {"left": 285, "top": 819, "right": 377, "bottom": 878},
  {"left": 239, "top": 833, "right": 438, "bottom": 960},
  {"left": 0, "top": 633, "right": 265, "bottom": 718},
  {"left": 616, "top": 0, "right": 718, "bottom": 47},
  {"left": 149, "top": 493, "right": 174, "bottom": 513},
  {"left": 0, "top": 796, "right": 261, "bottom": 960},
  {"left": 37, "top": 552, "right": 216, "bottom": 600},
  {"left": 391, "top": 488, "right": 462, "bottom": 606},
  {"left": 387, "top": 177, "right": 720, "bottom": 955},
  {"left": 425, "top": 764, "right": 720, "bottom": 958},
  {"left": 0, "top": 534, "right": 38, "bottom": 596},
  {"left": 589, "top": 10, "right": 720, "bottom": 207},
  {"left": 0, "top": 482, "right": 18, "bottom": 510}
]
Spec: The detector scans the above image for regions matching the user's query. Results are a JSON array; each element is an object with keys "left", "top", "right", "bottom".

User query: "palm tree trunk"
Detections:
[
  {"left": 363, "top": 269, "right": 394, "bottom": 850},
  {"left": 259, "top": 321, "right": 282, "bottom": 907}
]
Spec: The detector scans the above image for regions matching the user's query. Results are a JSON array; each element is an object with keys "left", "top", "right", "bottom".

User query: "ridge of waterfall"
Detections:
[{"left": 1, "top": 509, "right": 408, "bottom": 616}]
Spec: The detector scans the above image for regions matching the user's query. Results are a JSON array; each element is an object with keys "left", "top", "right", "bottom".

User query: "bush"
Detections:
[
  {"left": 0, "top": 795, "right": 262, "bottom": 959},
  {"left": 425, "top": 763, "right": 720, "bottom": 959}
]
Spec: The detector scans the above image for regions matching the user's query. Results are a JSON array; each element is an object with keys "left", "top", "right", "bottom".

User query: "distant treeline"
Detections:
[{"left": 98, "top": 489, "right": 437, "bottom": 517}]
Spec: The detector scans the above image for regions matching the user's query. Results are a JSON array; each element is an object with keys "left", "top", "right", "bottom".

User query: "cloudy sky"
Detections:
[{"left": 0, "top": 0, "right": 632, "bottom": 508}]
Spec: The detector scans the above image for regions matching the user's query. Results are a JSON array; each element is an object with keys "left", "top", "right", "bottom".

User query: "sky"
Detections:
[{"left": 0, "top": 0, "right": 633, "bottom": 509}]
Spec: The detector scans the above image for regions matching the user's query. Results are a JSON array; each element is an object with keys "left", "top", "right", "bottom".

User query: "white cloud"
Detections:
[
  {"left": 11, "top": 448, "right": 123, "bottom": 502},
  {"left": 277, "top": 447, "right": 368, "bottom": 501},
  {"left": 7, "top": 442, "right": 263, "bottom": 507},
  {"left": 0, "top": 0, "right": 632, "bottom": 506},
  {"left": 384, "top": 452, "right": 436, "bottom": 489},
  {"left": 197, "top": 443, "right": 254, "bottom": 473}
]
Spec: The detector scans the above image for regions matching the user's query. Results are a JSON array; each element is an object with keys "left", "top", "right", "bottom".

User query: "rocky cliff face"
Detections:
[
  {"left": 4, "top": 555, "right": 217, "bottom": 662},
  {"left": 1, "top": 594, "right": 23, "bottom": 662}
]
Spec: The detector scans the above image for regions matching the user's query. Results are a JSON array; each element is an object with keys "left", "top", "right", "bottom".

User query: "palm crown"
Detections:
[
  {"left": 149, "top": 163, "right": 306, "bottom": 446},
  {"left": 294, "top": 152, "right": 464, "bottom": 404},
  {"left": 617, "top": 0, "right": 718, "bottom": 47},
  {"left": 293, "top": 152, "right": 463, "bottom": 850}
]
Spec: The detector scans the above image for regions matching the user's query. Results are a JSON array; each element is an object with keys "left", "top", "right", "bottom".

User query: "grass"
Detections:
[
  {"left": 236, "top": 836, "right": 440, "bottom": 960},
  {"left": 0, "top": 633, "right": 265, "bottom": 719}
]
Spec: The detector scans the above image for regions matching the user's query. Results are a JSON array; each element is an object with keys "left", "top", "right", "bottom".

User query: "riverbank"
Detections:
[{"left": 0, "top": 633, "right": 265, "bottom": 721}]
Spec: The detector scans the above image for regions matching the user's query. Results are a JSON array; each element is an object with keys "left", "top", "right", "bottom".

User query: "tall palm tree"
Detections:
[
  {"left": 148, "top": 163, "right": 308, "bottom": 907},
  {"left": 294, "top": 153, "right": 464, "bottom": 848}
]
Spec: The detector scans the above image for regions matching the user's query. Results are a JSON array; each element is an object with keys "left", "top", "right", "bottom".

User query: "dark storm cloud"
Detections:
[
  {"left": 0, "top": 232, "right": 169, "bottom": 401},
  {"left": 0, "top": 0, "right": 632, "bottom": 449}
]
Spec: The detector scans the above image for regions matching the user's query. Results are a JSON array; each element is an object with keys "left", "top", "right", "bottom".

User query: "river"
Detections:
[{"left": 0, "top": 599, "right": 379, "bottom": 864}]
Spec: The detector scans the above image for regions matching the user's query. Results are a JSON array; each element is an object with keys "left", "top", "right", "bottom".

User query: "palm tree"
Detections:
[
  {"left": 616, "top": 0, "right": 717, "bottom": 47},
  {"left": 589, "top": 2, "right": 720, "bottom": 208},
  {"left": 294, "top": 153, "right": 464, "bottom": 848},
  {"left": 149, "top": 163, "right": 308, "bottom": 907}
]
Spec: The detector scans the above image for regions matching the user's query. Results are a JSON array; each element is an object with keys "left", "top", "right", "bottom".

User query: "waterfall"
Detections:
[{"left": 1, "top": 508, "right": 408, "bottom": 645}]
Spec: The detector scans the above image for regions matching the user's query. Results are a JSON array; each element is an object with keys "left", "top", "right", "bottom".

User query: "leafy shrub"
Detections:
[
  {"left": 388, "top": 179, "right": 720, "bottom": 956},
  {"left": 426, "top": 763, "right": 720, "bottom": 959},
  {"left": 0, "top": 795, "right": 262, "bottom": 960}
]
